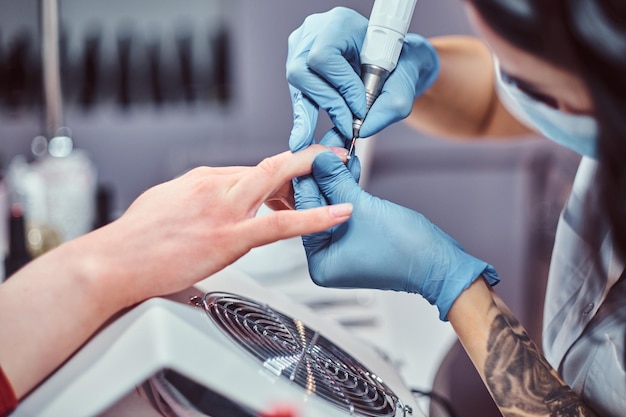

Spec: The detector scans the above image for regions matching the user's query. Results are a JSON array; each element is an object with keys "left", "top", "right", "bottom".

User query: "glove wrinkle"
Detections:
[{"left": 295, "top": 152, "right": 500, "bottom": 321}]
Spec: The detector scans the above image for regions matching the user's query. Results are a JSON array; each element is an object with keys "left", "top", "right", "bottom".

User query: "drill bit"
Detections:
[
  {"left": 347, "top": 118, "right": 363, "bottom": 159},
  {"left": 347, "top": 137, "right": 357, "bottom": 159}
]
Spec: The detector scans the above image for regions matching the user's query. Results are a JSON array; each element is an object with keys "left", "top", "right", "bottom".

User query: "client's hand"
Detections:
[
  {"left": 0, "top": 145, "right": 352, "bottom": 400},
  {"left": 82, "top": 145, "right": 352, "bottom": 307}
]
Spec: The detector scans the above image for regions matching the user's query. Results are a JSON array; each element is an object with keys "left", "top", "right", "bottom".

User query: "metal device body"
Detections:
[
  {"left": 41, "top": 0, "right": 63, "bottom": 139},
  {"left": 348, "top": 0, "right": 418, "bottom": 157}
]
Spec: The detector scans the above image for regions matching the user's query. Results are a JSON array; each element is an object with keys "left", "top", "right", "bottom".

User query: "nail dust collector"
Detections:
[{"left": 13, "top": 267, "right": 423, "bottom": 417}]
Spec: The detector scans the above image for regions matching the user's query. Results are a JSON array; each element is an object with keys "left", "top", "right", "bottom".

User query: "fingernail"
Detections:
[
  {"left": 329, "top": 203, "right": 353, "bottom": 218},
  {"left": 329, "top": 147, "right": 348, "bottom": 158}
]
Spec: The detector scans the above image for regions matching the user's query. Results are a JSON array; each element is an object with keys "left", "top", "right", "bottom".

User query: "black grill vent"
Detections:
[{"left": 202, "top": 292, "right": 403, "bottom": 417}]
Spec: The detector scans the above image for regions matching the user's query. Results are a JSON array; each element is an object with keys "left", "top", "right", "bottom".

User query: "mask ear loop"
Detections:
[{"left": 492, "top": 57, "right": 537, "bottom": 130}]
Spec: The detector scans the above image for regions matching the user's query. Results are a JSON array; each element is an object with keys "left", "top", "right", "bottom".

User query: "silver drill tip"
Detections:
[
  {"left": 347, "top": 137, "right": 357, "bottom": 159},
  {"left": 348, "top": 119, "right": 363, "bottom": 159}
]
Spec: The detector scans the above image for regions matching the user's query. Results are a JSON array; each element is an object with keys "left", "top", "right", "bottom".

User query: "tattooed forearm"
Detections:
[{"left": 484, "top": 309, "right": 597, "bottom": 417}]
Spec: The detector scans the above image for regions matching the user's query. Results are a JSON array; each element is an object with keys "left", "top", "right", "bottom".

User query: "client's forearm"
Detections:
[{"left": 0, "top": 229, "right": 121, "bottom": 398}]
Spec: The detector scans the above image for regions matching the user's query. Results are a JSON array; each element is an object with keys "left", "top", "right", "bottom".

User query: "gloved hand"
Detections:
[
  {"left": 293, "top": 152, "right": 499, "bottom": 321},
  {"left": 287, "top": 7, "right": 440, "bottom": 152}
]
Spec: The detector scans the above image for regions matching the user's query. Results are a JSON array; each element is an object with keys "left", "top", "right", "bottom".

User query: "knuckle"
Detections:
[
  {"left": 256, "top": 156, "right": 281, "bottom": 177},
  {"left": 188, "top": 165, "right": 212, "bottom": 175},
  {"left": 285, "top": 61, "right": 303, "bottom": 85},
  {"left": 303, "top": 11, "right": 322, "bottom": 25},
  {"left": 306, "top": 46, "right": 327, "bottom": 72},
  {"left": 183, "top": 166, "right": 213, "bottom": 182},
  {"left": 330, "top": 6, "right": 356, "bottom": 20},
  {"left": 287, "top": 29, "right": 299, "bottom": 47},
  {"left": 388, "top": 95, "right": 414, "bottom": 119},
  {"left": 309, "top": 270, "right": 331, "bottom": 288},
  {"left": 266, "top": 213, "right": 283, "bottom": 229},
  {"left": 294, "top": 196, "right": 319, "bottom": 210},
  {"left": 265, "top": 212, "right": 292, "bottom": 236}
]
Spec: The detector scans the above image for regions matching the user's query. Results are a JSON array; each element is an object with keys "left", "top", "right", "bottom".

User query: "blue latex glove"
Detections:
[
  {"left": 293, "top": 152, "right": 499, "bottom": 321},
  {"left": 287, "top": 7, "right": 440, "bottom": 152}
]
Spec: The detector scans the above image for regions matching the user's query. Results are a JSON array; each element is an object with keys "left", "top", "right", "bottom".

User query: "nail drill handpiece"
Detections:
[{"left": 347, "top": 0, "right": 418, "bottom": 159}]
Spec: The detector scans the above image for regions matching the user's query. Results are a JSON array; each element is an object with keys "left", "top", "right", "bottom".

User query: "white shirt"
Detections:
[{"left": 543, "top": 157, "right": 625, "bottom": 417}]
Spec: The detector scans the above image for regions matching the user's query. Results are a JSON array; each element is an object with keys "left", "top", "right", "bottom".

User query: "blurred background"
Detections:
[{"left": 0, "top": 1, "right": 581, "bottom": 416}]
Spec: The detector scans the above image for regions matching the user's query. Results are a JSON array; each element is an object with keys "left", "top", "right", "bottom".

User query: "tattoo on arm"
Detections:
[{"left": 484, "top": 307, "right": 597, "bottom": 417}]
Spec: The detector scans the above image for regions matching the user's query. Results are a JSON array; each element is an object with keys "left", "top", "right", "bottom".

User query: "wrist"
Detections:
[
  {"left": 0, "top": 225, "right": 129, "bottom": 398},
  {"left": 435, "top": 256, "right": 499, "bottom": 321},
  {"left": 57, "top": 224, "right": 133, "bottom": 315}
]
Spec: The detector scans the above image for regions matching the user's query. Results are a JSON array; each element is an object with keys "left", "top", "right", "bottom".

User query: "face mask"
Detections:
[{"left": 494, "top": 60, "right": 599, "bottom": 158}]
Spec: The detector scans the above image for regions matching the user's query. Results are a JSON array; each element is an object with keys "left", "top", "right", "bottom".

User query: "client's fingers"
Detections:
[
  {"left": 235, "top": 145, "right": 348, "bottom": 205},
  {"left": 237, "top": 204, "right": 353, "bottom": 249},
  {"left": 264, "top": 181, "right": 295, "bottom": 211}
]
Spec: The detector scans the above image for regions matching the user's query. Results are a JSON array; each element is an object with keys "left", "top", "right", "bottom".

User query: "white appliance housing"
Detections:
[{"left": 13, "top": 267, "right": 423, "bottom": 417}]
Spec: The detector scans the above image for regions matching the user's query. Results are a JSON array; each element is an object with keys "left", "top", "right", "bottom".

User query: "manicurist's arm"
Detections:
[
  {"left": 295, "top": 150, "right": 598, "bottom": 417},
  {"left": 448, "top": 278, "right": 597, "bottom": 416},
  {"left": 409, "top": 36, "right": 531, "bottom": 139}
]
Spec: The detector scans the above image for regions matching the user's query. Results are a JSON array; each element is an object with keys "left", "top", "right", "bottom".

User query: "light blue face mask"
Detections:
[{"left": 495, "top": 61, "right": 599, "bottom": 158}]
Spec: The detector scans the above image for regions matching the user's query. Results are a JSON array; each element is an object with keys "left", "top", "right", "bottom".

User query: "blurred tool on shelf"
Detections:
[
  {"left": 0, "top": 0, "right": 234, "bottom": 279},
  {"left": 2, "top": 0, "right": 99, "bottom": 279},
  {"left": 0, "top": 17, "right": 232, "bottom": 115}
]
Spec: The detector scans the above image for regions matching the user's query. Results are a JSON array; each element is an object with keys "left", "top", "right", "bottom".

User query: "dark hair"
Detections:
[{"left": 469, "top": 0, "right": 626, "bottom": 263}]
